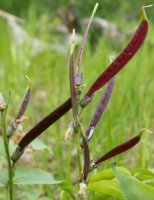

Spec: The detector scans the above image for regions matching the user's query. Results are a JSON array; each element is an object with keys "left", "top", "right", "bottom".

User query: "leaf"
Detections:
[
  {"left": 93, "top": 192, "right": 122, "bottom": 200},
  {"left": 14, "top": 167, "right": 62, "bottom": 185},
  {"left": 59, "top": 181, "right": 76, "bottom": 199},
  {"left": 113, "top": 167, "right": 154, "bottom": 200},
  {"left": 31, "top": 139, "right": 52, "bottom": 154},
  {"left": 0, "top": 138, "right": 16, "bottom": 157},
  {"left": 16, "top": 186, "right": 41, "bottom": 200},
  {"left": 0, "top": 170, "right": 8, "bottom": 187},
  {"left": 88, "top": 179, "right": 123, "bottom": 200},
  {"left": 143, "top": 179, "right": 154, "bottom": 187},
  {"left": 89, "top": 167, "right": 131, "bottom": 183},
  {"left": 132, "top": 168, "right": 154, "bottom": 181}
]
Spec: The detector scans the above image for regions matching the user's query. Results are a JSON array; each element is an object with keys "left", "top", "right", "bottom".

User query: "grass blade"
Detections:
[{"left": 77, "top": 3, "right": 98, "bottom": 75}]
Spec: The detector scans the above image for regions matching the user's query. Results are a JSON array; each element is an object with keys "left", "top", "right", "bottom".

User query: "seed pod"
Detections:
[
  {"left": 11, "top": 98, "right": 72, "bottom": 161},
  {"left": 80, "top": 7, "right": 149, "bottom": 107},
  {"left": 81, "top": 77, "right": 115, "bottom": 146},
  {"left": 93, "top": 130, "right": 145, "bottom": 168},
  {"left": 16, "top": 77, "right": 31, "bottom": 120},
  {"left": 8, "top": 78, "right": 30, "bottom": 137},
  {"left": 81, "top": 133, "right": 90, "bottom": 181}
]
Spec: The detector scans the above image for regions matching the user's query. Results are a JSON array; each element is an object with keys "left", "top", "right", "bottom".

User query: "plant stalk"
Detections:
[
  {"left": 75, "top": 132, "right": 82, "bottom": 174},
  {"left": 1, "top": 108, "right": 14, "bottom": 200}
]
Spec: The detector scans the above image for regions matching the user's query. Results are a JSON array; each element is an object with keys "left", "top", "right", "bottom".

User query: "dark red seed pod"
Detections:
[
  {"left": 94, "top": 131, "right": 144, "bottom": 167},
  {"left": 80, "top": 7, "right": 149, "bottom": 107},
  {"left": 17, "top": 98, "right": 72, "bottom": 152},
  {"left": 81, "top": 133, "right": 90, "bottom": 181}
]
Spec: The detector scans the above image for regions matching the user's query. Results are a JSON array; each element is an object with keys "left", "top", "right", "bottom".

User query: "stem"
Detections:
[
  {"left": 1, "top": 108, "right": 14, "bottom": 200},
  {"left": 75, "top": 132, "right": 82, "bottom": 174}
]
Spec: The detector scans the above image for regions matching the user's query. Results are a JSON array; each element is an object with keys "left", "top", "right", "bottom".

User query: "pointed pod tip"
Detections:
[
  {"left": 138, "top": 128, "right": 153, "bottom": 136},
  {"left": 25, "top": 75, "right": 31, "bottom": 87},
  {"left": 140, "top": 5, "right": 152, "bottom": 21}
]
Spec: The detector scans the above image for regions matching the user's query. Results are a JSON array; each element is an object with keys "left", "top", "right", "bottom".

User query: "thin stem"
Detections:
[
  {"left": 75, "top": 131, "right": 82, "bottom": 174},
  {"left": 1, "top": 108, "right": 14, "bottom": 200}
]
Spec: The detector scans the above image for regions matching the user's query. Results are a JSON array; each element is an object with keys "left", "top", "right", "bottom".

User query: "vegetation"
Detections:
[{"left": 0, "top": 1, "right": 154, "bottom": 200}]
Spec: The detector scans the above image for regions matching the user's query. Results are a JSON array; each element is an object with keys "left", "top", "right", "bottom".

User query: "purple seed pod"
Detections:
[
  {"left": 80, "top": 7, "right": 149, "bottom": 107},
  {"left": 8, "top": 80, "right": 30, "bottom": 137},
  {"left": 92, "top": 130, "right": 144, "bottom": 168},
  {"left": 86, "top": 77, "right": 115, "bottom": 142},
  {"left": 16, "top": 89, "right": 30, "bottom": 120}
]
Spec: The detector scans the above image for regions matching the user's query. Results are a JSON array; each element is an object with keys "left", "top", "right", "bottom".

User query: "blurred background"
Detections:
[{"left": 0, "top": 0, "right": 154, "bottom": 199}]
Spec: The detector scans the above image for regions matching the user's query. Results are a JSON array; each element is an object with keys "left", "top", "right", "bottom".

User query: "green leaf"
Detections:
[
  {"left": 59, "top": 181, "right": 76, "bottom": 199},
  {"left": 14, "top": 167, "right": 62, "bottom": 185},
  {"left": 88, "top": 179, "right": 123, "bottom": 199},
  {"left": 132, "top": 168, "right": 154, "bottom": 181},
  {"left": 89, "top": 167, "right": 131, "bottom": 183},
  {"left": 60, "top": 191, "right": 74, "bottom": 200},
  {"left": 94, "top": 192, "right": 122, "bottom": 200},
  {"left": 0, "top": 139, "right": 16, "bottom": 157},
  {"left": 0, "top": 170, "right": 8, "bottom": 187},
  {"left": 31, "top": 139, "right": 52, "bottom": 154},
  {"left": 143, "top": 179, "right": 154, "bottom": 187},
  {"left": 113, "top": 167, "right": 154, "bottom": 200},
  {"left": 16, "top": 186, "right": 41, "bottom": 200}
]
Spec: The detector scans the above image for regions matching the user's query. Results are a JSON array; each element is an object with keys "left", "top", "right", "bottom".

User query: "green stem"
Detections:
[{"left": 1, "top": 108, "right": 14, "bottom": 200}]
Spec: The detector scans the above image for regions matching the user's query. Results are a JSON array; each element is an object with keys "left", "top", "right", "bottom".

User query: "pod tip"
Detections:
[{"left": 140, "top": 5, "right": 152, "bottom": 21}]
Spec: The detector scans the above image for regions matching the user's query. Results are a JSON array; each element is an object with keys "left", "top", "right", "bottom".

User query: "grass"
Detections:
[{"left": 0, "top": 11, "right": 154, "bottom": 199}]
